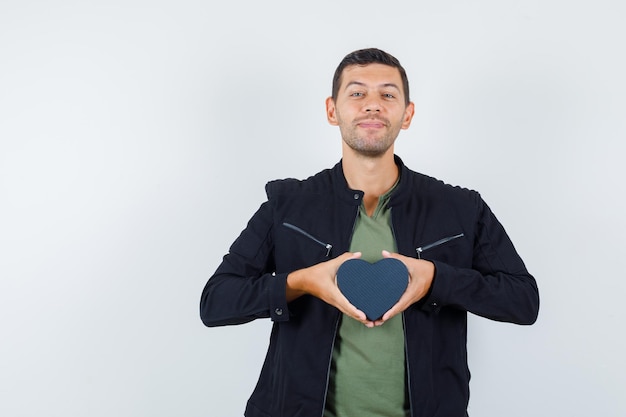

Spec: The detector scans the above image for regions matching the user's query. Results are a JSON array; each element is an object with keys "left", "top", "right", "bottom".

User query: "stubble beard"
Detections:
[{"left": 340, "top": 123, "right": 398, "bottom": 158}]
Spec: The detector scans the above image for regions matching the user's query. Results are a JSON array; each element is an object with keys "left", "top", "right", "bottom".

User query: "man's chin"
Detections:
[
  {"left": 350, "top": 145, "right": 392, "bottom": 159},
  {"left": 343, "top": 136, "right": 396, "bottom": 158},
  {"left": 357, "top": 149, "right": 387, "bottom": 158}
]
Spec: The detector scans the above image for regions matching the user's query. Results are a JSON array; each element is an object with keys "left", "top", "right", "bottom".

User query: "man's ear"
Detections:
[
  {"left": 326, "top": 97, "right": 338, "bottom": 126},
  {"left": 401, "top": 101, "right": 415, "bottom": 130}
]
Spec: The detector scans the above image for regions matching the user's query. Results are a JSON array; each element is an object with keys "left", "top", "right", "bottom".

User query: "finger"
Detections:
[
  {"left": 382, "top": 250, "right": 408, "bottom": 262},
  {"left": 380, "top": 293, "right": 411, "bottom": 323},
  {"left": 382, "top": 249, "right": 407, "bottom": 258},
  {"left": 380, "top": 305, "right": 400, "bottom": 323},
  {"left": 351, "top": 308, "right": 368, "bottom": 324},
  {"left": 334, "top": 251, "right": 362, "bottom": 267},
  {"left": 339, "top": 302, "right": 371, "bottom": 326},
  {"left": 332, "top": 287, "right": 373, "bottom": 325},
  {"left": 336, "top": 291, "right": 367, "bottom": 321}
]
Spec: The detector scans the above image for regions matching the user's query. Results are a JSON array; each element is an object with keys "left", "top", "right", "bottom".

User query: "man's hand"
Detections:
[
  {"left": 374, "top": 250, "right": 436, "bottom": 326},
  {"left": 286, "top": 252, "right": 374, "bottom": 327}
]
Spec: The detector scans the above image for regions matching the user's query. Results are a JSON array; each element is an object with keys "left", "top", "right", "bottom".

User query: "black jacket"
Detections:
[{"left": 200, "top": 156, "right": 539, "bottom": 417}]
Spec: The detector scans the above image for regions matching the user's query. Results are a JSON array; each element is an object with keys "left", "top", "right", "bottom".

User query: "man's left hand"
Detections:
[{"left": 375, "top": 250, "right": 436, "bottom": 326}]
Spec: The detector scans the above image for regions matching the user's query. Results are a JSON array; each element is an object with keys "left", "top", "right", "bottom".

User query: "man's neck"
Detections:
[{"left": 342, "top": 147, "right": 399, "bottom": 216}]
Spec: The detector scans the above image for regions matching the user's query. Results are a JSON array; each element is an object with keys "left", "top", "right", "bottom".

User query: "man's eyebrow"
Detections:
[
  {"left": 380, "top": 82, "right": 401, "bottom": 91},
  {"left": 344, "top": 81, "right": 401, "bottom": 91}
]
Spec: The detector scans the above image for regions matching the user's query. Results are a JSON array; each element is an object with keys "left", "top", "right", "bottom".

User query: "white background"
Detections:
[{"left": 1, "top": 1, "right": 625, "bottom": 416}]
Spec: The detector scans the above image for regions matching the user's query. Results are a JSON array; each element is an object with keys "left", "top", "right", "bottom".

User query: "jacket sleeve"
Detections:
[
  {"left": 199, "top": 201, "right": 290, "bottom": 327},
  {"left": 422, "top": 195, "right": 540, "bottom": 325}
]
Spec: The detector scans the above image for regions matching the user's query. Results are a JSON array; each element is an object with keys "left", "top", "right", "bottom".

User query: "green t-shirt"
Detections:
[{"left": 324, "top": 186, "right": 409, "bottom": 417}]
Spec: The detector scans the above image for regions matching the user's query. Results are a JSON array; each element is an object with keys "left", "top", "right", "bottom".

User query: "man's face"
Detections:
[{"left": 326, "top": 63, "right": 414, "bottom": 158}]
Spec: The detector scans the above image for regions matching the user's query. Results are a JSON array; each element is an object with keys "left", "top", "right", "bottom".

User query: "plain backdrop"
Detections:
[{"left": 1, "top": 1, "right": 625, "bottom": 416}]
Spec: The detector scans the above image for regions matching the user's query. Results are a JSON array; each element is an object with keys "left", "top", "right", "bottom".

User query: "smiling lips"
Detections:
[{"left": 357, "top": 119, "right": 387, "bottom": 129}]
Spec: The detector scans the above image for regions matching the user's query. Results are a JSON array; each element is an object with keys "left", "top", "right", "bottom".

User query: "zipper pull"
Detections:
[{"left": 416, "top": 233, "right": 465, "bottom": 259}]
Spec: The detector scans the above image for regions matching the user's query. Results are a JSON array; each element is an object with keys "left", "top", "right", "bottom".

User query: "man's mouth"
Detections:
[{"left": 357, "top": 120, "right": 386, "bottom": 129}]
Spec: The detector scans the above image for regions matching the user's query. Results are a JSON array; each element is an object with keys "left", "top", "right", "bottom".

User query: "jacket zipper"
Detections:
[
  {"left": 320, "top": 316, "right": 341, "bottom": 417},
  {"left": 390, "top": 207, "right": 415, "bottom": 417},
  {"left": 402, "top": 312, "right": 414, "bottom": 417},
  {"left": 416, "top": 233, "right": 464, "bottom": 259},
  {"left": 320, "top": 206, "right": 360, "bottom": 417},
  {"left": 282, "top": 222, "right": 333, "bottom": 257}
]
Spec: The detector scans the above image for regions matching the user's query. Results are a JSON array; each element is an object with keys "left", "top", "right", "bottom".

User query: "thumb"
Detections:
[
  {"left": 340, "top": 251, "right": 362, "bottom": 261},
  {"left": 333, "top": 251, "right": 362, "bottom": 270}
]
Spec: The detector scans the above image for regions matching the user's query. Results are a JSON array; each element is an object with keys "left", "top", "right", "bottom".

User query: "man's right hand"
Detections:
[{"left": 285, "top": 252, "right": 373, "bottom": 326}]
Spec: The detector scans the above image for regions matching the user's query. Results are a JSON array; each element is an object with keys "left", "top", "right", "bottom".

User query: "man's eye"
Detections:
[
  {"left": 351, "top": 92, "right": 364, "bottom": 97},
  {"left": 383, "top": 93, "right": 395, "bottom": 99}
]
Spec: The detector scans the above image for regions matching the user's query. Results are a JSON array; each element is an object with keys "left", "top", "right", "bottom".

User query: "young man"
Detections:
[{"left": 200, "top": 48, "right": 539, "bottom": 417}]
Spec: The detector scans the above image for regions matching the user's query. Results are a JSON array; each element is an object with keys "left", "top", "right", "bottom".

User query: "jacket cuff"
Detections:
[
  {"left": 269, "top": 272, "right": 290, "bottom": 322},
  {"left": 421, "top": 260, "right": 451, "bottom": 314}
]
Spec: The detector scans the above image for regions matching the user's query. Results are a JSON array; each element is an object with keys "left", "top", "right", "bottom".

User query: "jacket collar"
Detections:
[{"left": 332, "top": 154, "right": 413, "bottom": 206}]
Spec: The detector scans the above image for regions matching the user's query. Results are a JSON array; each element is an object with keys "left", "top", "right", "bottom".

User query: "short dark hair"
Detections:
[{"left": 332, "top": 48, "right": 410, "bottom": 106}]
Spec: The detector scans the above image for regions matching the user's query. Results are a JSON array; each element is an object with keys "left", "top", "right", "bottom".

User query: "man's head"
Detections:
[
  {"left": 326, "top": 48, "right": 415, "bottom": 158},
  {"left": 332, "top": 48, "right": 410, "bottom": 106}
]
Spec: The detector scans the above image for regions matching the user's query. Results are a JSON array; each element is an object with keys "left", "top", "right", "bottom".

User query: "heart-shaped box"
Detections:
[{"left": 336, "top": 258, "right": 409, "bottom": 321}]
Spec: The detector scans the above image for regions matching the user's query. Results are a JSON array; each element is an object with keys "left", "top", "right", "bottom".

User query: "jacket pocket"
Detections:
[
  {"left": 416, "top": 233, "right": 464, "bottom": 259},
  {"left": 282, "top": 222, "right": 333, "bottom": 257}
]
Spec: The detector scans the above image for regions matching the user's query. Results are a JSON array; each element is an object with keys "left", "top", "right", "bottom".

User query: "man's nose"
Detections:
[{"left": 364, "top": 97, "right": 381, "bottom": 112}]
